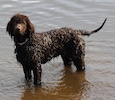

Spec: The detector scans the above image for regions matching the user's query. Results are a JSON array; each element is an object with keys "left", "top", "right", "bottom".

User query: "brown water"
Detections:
[{"left": 0, "top": 0, "right": 115, "bottom": 100}]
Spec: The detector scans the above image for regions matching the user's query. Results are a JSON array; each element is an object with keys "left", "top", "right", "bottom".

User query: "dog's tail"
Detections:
[{"left": 79, "top": 18, "right": 107, "bottom": 36}]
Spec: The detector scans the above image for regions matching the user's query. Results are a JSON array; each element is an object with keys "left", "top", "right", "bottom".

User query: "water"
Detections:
[{"left": 0, "top": 0, "right": 115, "bottom": 100}]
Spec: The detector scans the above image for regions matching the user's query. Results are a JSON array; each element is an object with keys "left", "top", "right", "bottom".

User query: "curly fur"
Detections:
[{"left": 6, "top": 14, "right": 106, "bottom": 85}]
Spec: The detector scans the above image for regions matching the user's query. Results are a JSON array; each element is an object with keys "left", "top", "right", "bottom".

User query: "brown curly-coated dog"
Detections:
[{"left": 6, "top": 14, "right": 106, "bottom": 85}]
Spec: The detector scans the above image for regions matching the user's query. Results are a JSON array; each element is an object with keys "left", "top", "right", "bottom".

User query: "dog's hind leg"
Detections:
[
  {"left": 72, "top": 54, "right": 85, "bottom": 71},
  {"left": 61, "top": 54, "right": 72, "bottom": 67},
  {"left": 72, "top": 41, "right": 85, "bottom": 71}
]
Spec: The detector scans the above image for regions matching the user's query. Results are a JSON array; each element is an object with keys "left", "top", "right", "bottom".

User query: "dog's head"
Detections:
[{"left": 6, "top": 14, "right": 34, "bottom": 39}]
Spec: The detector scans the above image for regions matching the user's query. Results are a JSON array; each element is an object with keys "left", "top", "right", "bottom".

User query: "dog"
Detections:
[{"left": 6, "top": 14, "right": 107, "bottom": 85}]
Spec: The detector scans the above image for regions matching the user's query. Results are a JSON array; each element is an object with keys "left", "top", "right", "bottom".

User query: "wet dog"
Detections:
[{"left": 6, "top": 14, "right": 107, "bottom": 85}]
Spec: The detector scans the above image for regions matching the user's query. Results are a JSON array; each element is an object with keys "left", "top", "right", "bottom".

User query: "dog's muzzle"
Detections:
[{"left": 15, "top": 24, "right": 26, "bottom": 36}]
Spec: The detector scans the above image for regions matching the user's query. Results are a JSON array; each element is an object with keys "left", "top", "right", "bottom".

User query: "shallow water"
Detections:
[{"left": 0, "top": 0, "right": 115, "bottom": 100}]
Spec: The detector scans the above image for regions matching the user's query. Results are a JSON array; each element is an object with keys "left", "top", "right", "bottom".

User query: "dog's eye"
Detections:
[
  {"left": 15, "top": 18, "right": 21, "bottom": 23},
  {"left": 17, "top": 18, "right": 20, "bottom": 21}
]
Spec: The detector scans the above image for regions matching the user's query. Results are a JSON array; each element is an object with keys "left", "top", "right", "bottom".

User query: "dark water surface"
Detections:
[{"left": 0, "top": 0, "right": 115, "bottom": 100}]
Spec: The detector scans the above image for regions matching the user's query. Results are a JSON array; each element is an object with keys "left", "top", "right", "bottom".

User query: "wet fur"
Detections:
[{"left": 6, "top": 14, "right": 106, "bottom": 85}]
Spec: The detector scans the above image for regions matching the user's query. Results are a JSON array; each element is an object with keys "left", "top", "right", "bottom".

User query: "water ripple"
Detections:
[
  {"left": 2, "top": 4, "right": 13, "bottom": 8},
  {"left": 21, "top": 0, "right": 40, "bottom": 4},
  {"left": 0, "top": 0, "right": 115, "bottom": 100}
]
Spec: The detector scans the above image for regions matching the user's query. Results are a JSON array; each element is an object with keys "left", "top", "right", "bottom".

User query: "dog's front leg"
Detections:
[
  {"left": 23, "top": 68, "right": 28, "bottom": 80},
  {"left": 33, "top": 63, "right": 42, "bottom": 85}
]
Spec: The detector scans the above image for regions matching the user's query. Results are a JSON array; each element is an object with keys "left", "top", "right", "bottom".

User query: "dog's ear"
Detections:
[
  {"left": 6, "top": 17, "right": 14, "bottom": 38},
  {"left": 25, "top": 16, "right": 35, "bottom": 34}
]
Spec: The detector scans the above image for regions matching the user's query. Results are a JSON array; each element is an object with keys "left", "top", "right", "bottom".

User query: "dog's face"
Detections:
[
  {"left": 14, "top": 19, "right": 27, "bottom": 36},
  {"left": 6, "top": 14, "right": 34, "bottom": 38}
]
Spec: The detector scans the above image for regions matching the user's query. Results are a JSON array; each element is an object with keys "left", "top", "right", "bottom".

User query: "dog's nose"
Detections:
[{"left": 16, "top": 28, "right": 20, "bottom": 32}]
